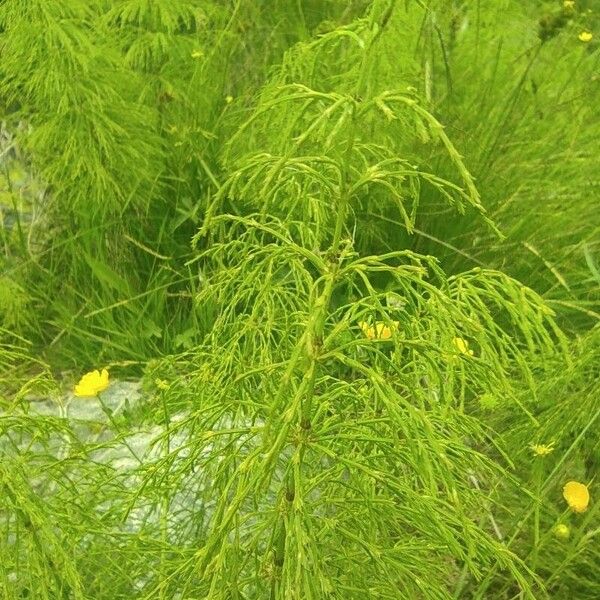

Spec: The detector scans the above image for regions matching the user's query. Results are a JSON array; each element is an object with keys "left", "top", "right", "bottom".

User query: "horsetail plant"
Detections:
[
  {"left": 1, "top": 1, "right": 598, "bottom": 599},
  {"left": 122, "top": 4, "right": 566, "bottom": 597}
]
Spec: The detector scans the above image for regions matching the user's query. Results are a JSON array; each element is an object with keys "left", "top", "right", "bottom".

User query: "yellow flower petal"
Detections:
[
  {"left": 563, "top": 0, "right": 575, "bottom": 9},
  {"left": 359, "top": 320, "right": 399, "bottom": 340},
  {"left": 579, "top": 31, "right": 593, "bottom": 42},
  {"left": 452, "top": 337, "right": 474, "bottom": 356},
  {"left": 155, "top": 378, "right": 170, "bottom": 390},
  {"left": 531, "top": 443, "right": 554, "bottom": 457},
  {"left": 562, "top": 480, "right": 590, "bottom": 513},
  {"left": 375, "top": 323, "right": 391, "bottom": 340},
  {"left": 74, "top": 368, "right": 110, "bottom": 397},
  {"left": 358, "top": 321, "right": 372, "bottom": 337}
]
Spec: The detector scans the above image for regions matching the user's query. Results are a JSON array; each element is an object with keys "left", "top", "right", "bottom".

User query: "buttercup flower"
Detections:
[
  {"left": 453, "top": 337, "right": 474, "bottom": 356},
  {"left": 225, "top": 95, "right": 234, "bottom": 104},
  {"left": 359, "top": 321, "right": 399, "bottom": 340},
  {"left": 155, "top": 378, "right": 170, "bottom": 390},
  {"left": 563, "top": 0, "right": 575, "bottom": 9},
  {"left": 562, "top": 480, "right": 590, "bottom": 513},
  {"left": 553, "top": 523, "right": 570, "bottom": 539},
  {"left": 74, "top": 369, "right": 110, "bottom": 397},
  {"left": 531, "top": 443, "right": 555, "bottom": 457},
  {"left": 579, "top": 31, "right": 593, "bottom": 42}
]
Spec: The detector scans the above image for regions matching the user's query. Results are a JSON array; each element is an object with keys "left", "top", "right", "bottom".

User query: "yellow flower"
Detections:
[
  {"left": 225, "top": 95, "right": 234, "bottom": 104},
  {"left": 579, "top": 31, "right": 593, "bottom": 42},
  {"left": 563, "top": 481, "right": 590, "bottom": 513},
  {"left": 191, "top": 50, "right": 203, "bottom": 59},
  {"left": 563, "top": 0, "right": 575, "bottom": 9},
  {"left": 531, "top": 442, "right": 555, "bottom": 457},
  {"left": 359, "top": 320, "right": 399, "bottom": 340},
  {"left": 452, "top": 337, "right": 474, "bottom": 356},
  {"left": 155, "top": 378, "right": 170, "bottom": 390},
  {"left": 74, "top": 369, "right": 109, "bottom": 397},
  {"left": 553, "top": 523, "right": 570, "bottom": 539}
]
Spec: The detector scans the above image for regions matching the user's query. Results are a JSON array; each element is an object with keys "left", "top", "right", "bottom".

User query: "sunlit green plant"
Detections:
[
  {"left": 125, "top": 4, "right": 569, "bottom": 597},
  {"left": 0, "top": 1, "right": 598, "bottom": 599}
]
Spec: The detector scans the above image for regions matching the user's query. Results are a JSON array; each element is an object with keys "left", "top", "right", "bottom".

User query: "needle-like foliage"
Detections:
[{"left": 0, "top": 0, "right": 598, "bottom": 599}]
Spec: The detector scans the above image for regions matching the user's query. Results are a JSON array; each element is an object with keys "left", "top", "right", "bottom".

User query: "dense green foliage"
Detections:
[{"left": 1, "top": 1, "right": 598, "bottom": 598}]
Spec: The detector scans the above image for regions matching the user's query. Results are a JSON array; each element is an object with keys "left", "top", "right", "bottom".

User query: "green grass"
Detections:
[{"left": 1, "top": 0, "right": 598, "bottom": 598}]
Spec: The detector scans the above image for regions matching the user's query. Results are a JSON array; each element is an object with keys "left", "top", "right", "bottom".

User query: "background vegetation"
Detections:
[{"left": 1, "top": 0, "right": 598, "bottom": 598}]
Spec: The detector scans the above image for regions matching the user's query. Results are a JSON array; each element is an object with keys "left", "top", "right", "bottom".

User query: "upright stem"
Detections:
[
  {"left": 531, "top": 462, "right": 543, "bottom": 572},
  {"left": 302, "top": 0, "right": 397, "bottom": 420},
  {"left": 269, "top": 2, "right": 397, "bottom": 596}
]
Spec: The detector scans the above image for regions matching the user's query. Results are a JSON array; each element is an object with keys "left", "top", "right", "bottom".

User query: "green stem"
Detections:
[
  {"left": 531, "top": 461, "right": 543, "bottom": 571},
  {"left": 268, "top": 5, "right": 397, "bottom": 595},
  {"left": 159, "top": 391, "right": 171, "bottom": 600}
]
